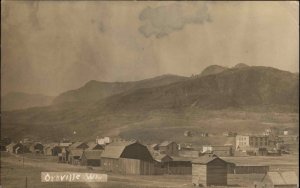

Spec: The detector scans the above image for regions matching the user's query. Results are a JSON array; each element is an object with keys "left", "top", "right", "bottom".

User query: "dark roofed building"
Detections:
[
  {"left": 192, "top": 155, "right": 228, "bottom": 187},
  {"left": 86, "top": 142, "right": 105, "bottom": 150},
  {"left": 158, "top": 141, "right": 179, "bottom": 156},
  {"left": 68, "top": 149, "right": 84, "bottom": 165},
  {"left": 81, "top": 150, "right": 103, "bottom": 166},
  {"left": 68, "top": 142, "right": 89, "bottom": 150},
  {"left": 101, "top": 141, "right": 155, "bottom": 175}
]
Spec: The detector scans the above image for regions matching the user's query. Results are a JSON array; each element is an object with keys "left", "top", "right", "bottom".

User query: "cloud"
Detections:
[{"left": 139, "top": 2, "right": 211, "bottom": 38}]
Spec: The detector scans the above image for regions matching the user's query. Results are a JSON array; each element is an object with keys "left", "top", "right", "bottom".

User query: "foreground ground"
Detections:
[{"left": 1, "top": 152, "right": 298, "bottom": 188}]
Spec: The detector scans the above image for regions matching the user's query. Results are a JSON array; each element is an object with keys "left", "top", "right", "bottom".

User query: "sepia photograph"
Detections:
[{"left": 1, "top": 1, "right": 299, "bottom": 188}]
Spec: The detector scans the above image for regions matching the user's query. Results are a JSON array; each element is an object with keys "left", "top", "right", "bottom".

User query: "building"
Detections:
[
  {"left": 165, "top": 157, "right": 192, "bottom": 175},
  {"left": 236, "top": 135, "right": 269, "bottom": 150},
  {"left": 86, "top": 142, "right": 105, "bottom": 150},
  {"left": 223, "top": 131, "right": 237, "bottom": 137},
  {"left": 81, "top": 150, "right": 103, "bottom": 166},
  {"left": 178, "top": 150, "right": 199, "bottom": 158},
  {"left": 101, "top": 141, "right": 155, "bottom": 175},
  {"left": 200, "top": 132, "right": 209, "bottom": 137},
  {"left": 226, "top": 160, "right": 269, "bottom": 174},
  {"left": 158, "top": 141, "right": 179, "bottom": 156},
  {"left": 192, "top": 155, "right": 228, "bottom": 187},
  {"left": 68, "top": 142, "right": 89, "bottom": 150},
  {"left": 44, "top": 143, "right": 62, "bottom": 156},
  {"left": 96, "top": 137, "right": 111, "bottom": 145},
  {"left": 184, "top": 130, "right": 192, "bottom": 137},
  {"left": 150, "top": 143, "right": 159, "bottom": 151},
  {"left": 68, "top": 149, "right": 84, "bottom": 165},
  {"left": 13, "top": 143, "right": 30, "bottom": 154},
  {"left": 202, "top": 145, "right": 233, "bottom": 157},
  {"left": 254, "top": 171, "right": 298, "bottom": 188},
  {"left": 29, "top": 142, "right": 44, "bottom": 154}
]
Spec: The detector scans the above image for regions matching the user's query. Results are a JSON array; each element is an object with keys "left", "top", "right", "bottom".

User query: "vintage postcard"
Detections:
[{"left": 1, "top": 1, "right": 299, "bottom": 188}]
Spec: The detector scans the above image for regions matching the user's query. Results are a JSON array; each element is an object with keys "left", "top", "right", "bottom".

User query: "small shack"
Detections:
[
  {"left": 44, "top": 143, "right": 62, "bottom": 156},
  {"left": 13, "top": 143, "right": 30, "bottom": 154},
  {"left": 29, "top": 142, "right": 44, "bottom": 154},
  {"left": 86, "top": 142, "right": 105, "bottom": 150},
  {"left": 192, "top": 155, "right": 228, "bottom": 187},
  {"left": 158, "top": 141, "right": 179, "bottom": 156},
  {"left": 254, "top": 171, "right": 298, "bottom": 188},
  {"left": 68, "top": 149, "right": 84, "bottom": 165},
  {"left": 81, "top": 150, "right": 103, "bottom": 166},
  {"left": 101, "top": 141, "right": 155, "bottom": 175}
]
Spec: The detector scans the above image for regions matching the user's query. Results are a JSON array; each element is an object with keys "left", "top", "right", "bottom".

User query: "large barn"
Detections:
[
  {"left": 101, "top": 141, "right": 155, "bottom": 175},
  {"left": 192, "top": 155, "right": 229, "bottom": 187}
]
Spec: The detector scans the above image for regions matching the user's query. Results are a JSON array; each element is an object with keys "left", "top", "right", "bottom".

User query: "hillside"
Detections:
[
  {"left": 52, "top": 74, "right": 187, "bottom": 104},
  {"left": 1, "top": 65, "right": 298, "bottom": 142},
  {"left": 97, "top": 66, "right": 299, "bottom": 112},
  {"left": 1, "top": 92, "right": 54, "bottom": 111}
]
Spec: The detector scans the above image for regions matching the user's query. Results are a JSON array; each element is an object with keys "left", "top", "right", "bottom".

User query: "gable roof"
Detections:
[
  {"left": 101, "top": 141, "right": 137, "bottom": 159},
  {"left": 159, "top": 141, "right": 176, "bottom": 147},
  {"left": 266, "top": 171, "right": 298, "bottom": 185},
  {"left": 86, "top": 142, "right": 104, "bottom": 150},
  {"left": 153, "top": 154, "right": 173, "bottom": 162},
  {"left": 82, "top": 150, "right": 103, "bottom": 160},
  {"left": 59, "top": 142, "right": 72, "bottom": 147},
  {"left": 69, "top": 149, "right": 84, "bottom": 157},
  {"left": 69, "top": 142, "right": 87, "bottom": 149},
  {"left": 192, "top": 155, "right": 227, "bottom": 164}
]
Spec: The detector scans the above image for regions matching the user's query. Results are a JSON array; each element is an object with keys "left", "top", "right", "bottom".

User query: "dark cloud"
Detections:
[{"left": 139, "top": 3, "right": 211, "bottom": 38}]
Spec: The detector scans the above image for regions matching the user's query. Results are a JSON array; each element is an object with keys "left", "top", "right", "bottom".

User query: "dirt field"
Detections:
[{"left": 1, "top": 152, "right": 298, "bottom": 188}]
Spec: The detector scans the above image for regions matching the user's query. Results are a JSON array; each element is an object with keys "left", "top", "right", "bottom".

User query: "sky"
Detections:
[{"left": 1, "top": 1, "right": 299, "bottom": 96}]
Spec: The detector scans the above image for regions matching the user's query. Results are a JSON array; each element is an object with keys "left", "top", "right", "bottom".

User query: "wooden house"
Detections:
[
  {"left": 44, "top": 143, "right": 62, "bottom": 156},
  {"left": 86, "top": 142, "right": 105, "bottom": 150},
  {"left": 29, "top": 142, "right": 44, "bottom": 154},
  {"left": 158, "top": 141, "right": 179, "bottom": 156},
  {"left": 254, "top": 171, "right": 298, "bottom": 188},
  {"left": 179, "top": 150, "right": 199, "bottom": 158},
  {"left": 101, "top": 141, "right": 155, "bottom": 175},
  {"left": 226, "top": 160, "right": 269, "bottom": 174},
  {"left": 150, "top": 143, "right": 159, "bottom": 151},
  {"left": 13, "top": 143, "right": 30, "bottom": 154},
  {"left": 68, "top": 149, "right": 83, "bottom": 165},
  {"left": 68, "top": 142, "right": 89, "bottom": 150},
  {"left": 202, "top": 145, "right": 233, "bottom": 157},
  {"left": 165, "top": 157, "right": 192, "bottom": 175},
  {"left": 81, "top": 150, "right": 103, "bottom": 166},
  {"left": 192, "top": 155, "right": 228, "bottom": 187}
]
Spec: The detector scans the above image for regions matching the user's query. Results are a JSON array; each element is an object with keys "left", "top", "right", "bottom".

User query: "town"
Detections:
[{"left": 1, "top": 127, "right": 298, "bottom": 187}]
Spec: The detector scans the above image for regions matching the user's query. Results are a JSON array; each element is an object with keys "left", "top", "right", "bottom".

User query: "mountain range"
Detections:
[
  {"left": 1, "top": 92, "right": 54, "bottom": 111},
  {"left": 1, "top": 64, "right": 298, "bottom": 141}
]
